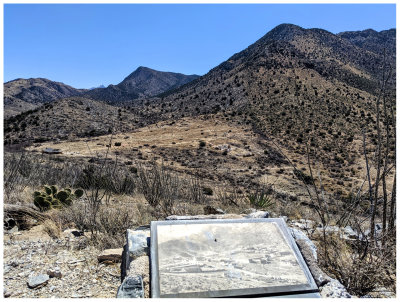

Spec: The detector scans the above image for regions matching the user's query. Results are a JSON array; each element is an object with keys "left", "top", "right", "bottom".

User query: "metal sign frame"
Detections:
[{"left": 150, "top": 218, "right": 319, "bottom": 298}]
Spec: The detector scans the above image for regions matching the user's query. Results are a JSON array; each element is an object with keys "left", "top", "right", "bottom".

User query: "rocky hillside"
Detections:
[
  {"left": 4, "top": 78, "right": 86, "bottom": 118},
  {"left": 84, "top": 66, "right": 200, "bottom": 104},
  {"left": 4, "top": 68, "right": 199, "bottom": 118},
  {"left": 5, "top": 24, "right": 396, "bottom": 191},
  {"left": 123, "top": 24, "right": 395, "bottom": 177},
  {"left": 4, "top": 97, "right": 143, "bottom": 145},
  {"left": 338, "top": 28, "right": 396, "bottom": 59}
]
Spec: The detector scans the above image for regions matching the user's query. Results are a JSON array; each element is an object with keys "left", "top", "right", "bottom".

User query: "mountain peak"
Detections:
[
  {"left": 272, "top": 23, "right": 304, "bottom": 31},
  {"left": 135, "top": 66, "right": 154, "bottom": 72},
  {"left": 263, "top": 23, "right": 306, "bottom": 40},
  {"left": 122, "top": 66, "right": 157, "bottom": 82},
  {"left": 83, "top": 67, "right": 200, "bottom": 103}
]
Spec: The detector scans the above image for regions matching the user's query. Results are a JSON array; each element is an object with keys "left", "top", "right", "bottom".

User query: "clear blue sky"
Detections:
[{"left": 4, "top": 4, "right": 396, "bottom": 89}]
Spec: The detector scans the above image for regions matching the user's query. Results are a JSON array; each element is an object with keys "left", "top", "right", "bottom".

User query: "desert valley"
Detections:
[{"left": 3, "top": 23, "right": 396, "bottom": 298}]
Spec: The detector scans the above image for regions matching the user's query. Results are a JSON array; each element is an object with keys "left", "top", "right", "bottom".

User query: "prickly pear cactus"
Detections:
[
  {"left": 44, "top": 186, "right": 52, "bottom": 196},
  {"left": 63, "top": 198, "right": 73, "bottom": 206},
  {"left": 56, "top": 191, "right": 70, "bottom": 202},
  {"left": 74, "top": 189, "right": 84, "bottom": 198},
  {"left": 34, "top": 195, "right": 51, "bottom": 212},
  {"left": 50, "top": 185, "right": 58, "bottom": 195},
  {"left": 33, "top": 185, "right": 84, "bottom": 211}
]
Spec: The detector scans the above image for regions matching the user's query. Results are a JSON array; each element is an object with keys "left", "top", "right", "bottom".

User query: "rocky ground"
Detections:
[
  {"left": 3, "top": 213, "right": 395, "bottom": 299},
  {"left": 3, "top": 226, "right": 121, "bottom": 298}
]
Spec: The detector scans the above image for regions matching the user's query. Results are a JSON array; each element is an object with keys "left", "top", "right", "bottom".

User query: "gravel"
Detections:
[{"left": 3, "top": 233, "right": 121, "bottom": 298}]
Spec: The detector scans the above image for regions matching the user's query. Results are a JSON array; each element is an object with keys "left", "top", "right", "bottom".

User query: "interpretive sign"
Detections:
[{"left": 150, "top": 218, "right": 319, "bottom": 298}]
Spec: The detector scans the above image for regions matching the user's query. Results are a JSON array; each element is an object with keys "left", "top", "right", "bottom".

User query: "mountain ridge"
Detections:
[
  {"left": 3, "top": 78, "right": 86, "bottom": 118},
  {"left": 83, "top": 66, "right": 200, "bottom": 104},
  {"left": 5, "top": 24, "right": 395, "bottom": 144},
  {"left": 4, "top": 67, "right": 200, "bottom": 117}
]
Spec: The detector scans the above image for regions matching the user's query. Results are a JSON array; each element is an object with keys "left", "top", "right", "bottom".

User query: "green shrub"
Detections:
[
  {"left": 247, "top": 187, "right": 274, "bottom": 209},
  {"left": 293, "top": 169, "right": 314, "bottom": 185},
  {"left": 202, "top": 187, "right": 213, "bottom": 196}
]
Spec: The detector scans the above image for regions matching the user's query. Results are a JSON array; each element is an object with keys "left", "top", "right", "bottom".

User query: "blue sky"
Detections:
[{"left": 4, "top": 4, "right": 396, "bottom": 89}]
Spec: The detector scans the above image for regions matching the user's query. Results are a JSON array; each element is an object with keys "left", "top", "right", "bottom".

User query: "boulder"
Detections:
[
  {"left": 8, "top": 226, "right": 19, "bottom": 234},
  {"left": 363, "top": 223, "right": 383, "bottom": 238},
  {"left": 316, "top": 225, "right": 340, "bottom": 234},
  {"left": 116, "top": 275, "right": 144, "bottom": 298},
  {"left": 320, "top": 278, "right": 351, "bottom": 298},
  {"left": 127, "top": 230, "right": 150, "bottom": 259},
  {"left": 343, "top": 226, "right": 358, "bottom": 240},
  {"left": 325, "top": 225, "right": 340, "bottom": 233},
  {"left": 291, "top": 219, "right": 316, "bottom": 231},
  {"left": 245, "top": 211, "right": 269, "bottom": 219},
  {"left": 4, "top": 265, "right": 11, "bottom": 274},
  {"left": 27, "top": 274, "right": 49, "bottom": 289},
  {"left": 63, "top": 229, "right": 84, "bottom": 238},
  {"left": 98, "top": 248, "right": 123, "bottom": 263}
]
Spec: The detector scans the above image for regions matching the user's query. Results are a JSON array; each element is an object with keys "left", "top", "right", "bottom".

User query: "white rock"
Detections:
[
  {"left": 62, "top": 229, "right": 83, "bottom": 238},
  {"left": 320, "top": 278, "right": 351, "bottom": 298},
  {"left": 127, "top": 230, "right": 150, "bottom": 258},
  {"left": 27, "top": 274, "right": 49, "bottom": 289},
  {"left": 343, "top": 226, "right": 358, "bottom": 239},
  {"left": 245, "top": 211, "right": 269, "bottom": 219}
]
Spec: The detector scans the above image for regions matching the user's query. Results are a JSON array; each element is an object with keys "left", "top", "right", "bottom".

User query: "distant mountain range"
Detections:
[
  {"left": 83, "top": 66, "right": 200, "bottom": 104},
  {"left": 3, "top": 67, "right": 200, "bottom": 117},
  {"left": 89, "top": 85, "right": 106, "bottom": 90},
  {"left": 338, "top": 28, "right": 396, "bottom": 60},
  {"left": 3, "top": 78, "right": 86, "bottom": 118},
  {"left": 5, "top": 23, "right": 396, "bottom": 170}
]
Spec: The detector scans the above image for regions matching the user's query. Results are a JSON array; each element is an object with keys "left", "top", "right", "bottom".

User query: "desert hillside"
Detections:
[
  {"left": 4, "top": 67, "right": 200, "bottom": 118},
  {"left": 4, "top": 78, "right": 86, "bottom": 118},
  {"left": 4, "top": 23, "right": 396, "bottom": 298}
]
